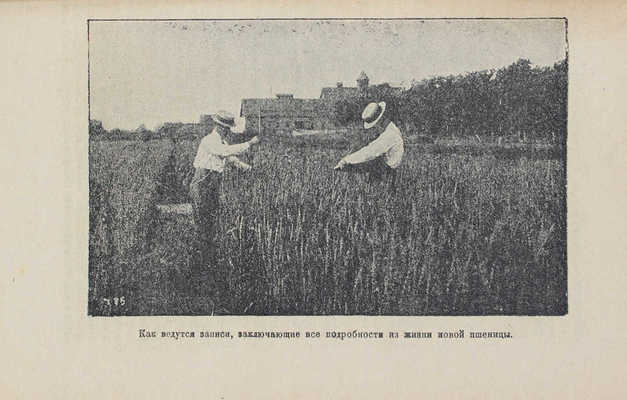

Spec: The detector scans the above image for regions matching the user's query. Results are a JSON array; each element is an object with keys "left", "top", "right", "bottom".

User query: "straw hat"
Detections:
[
  {"left": 212, "top": 110, "right": 236, "bottom": 128},
  {"left": 361, "top": 102, "right": 386, "bottom": 130}
]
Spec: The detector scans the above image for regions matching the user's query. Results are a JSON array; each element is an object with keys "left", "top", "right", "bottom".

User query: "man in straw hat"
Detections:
[
  {"left": 334, "top": 101, "right": 404, "bottom": 185},
  {"left": 190, "top": 110, "right": 259, "bottom": 271}
]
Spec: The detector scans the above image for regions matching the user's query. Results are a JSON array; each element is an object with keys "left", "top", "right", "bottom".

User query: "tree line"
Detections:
[
  {"left": 334, "top": 58, "right": 567, "bottom": 142},
  {"left": 89, "top": 117, "right": 215, "bottom": 141}
]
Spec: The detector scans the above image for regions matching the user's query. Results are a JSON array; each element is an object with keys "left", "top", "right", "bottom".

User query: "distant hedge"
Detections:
[{"left": 333, "top": 58, "right": 567, "bottom": 142}]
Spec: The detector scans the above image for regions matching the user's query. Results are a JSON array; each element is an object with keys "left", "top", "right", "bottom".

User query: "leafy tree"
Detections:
[
  {"left": 332, "top": 99, "right": 361, "bottom": 126},
  {"left": 89, "top": 119, "right": 105, "bottom": 138},
  {"left": 397, "top": 58, "right": 568, "bottom": 142}
]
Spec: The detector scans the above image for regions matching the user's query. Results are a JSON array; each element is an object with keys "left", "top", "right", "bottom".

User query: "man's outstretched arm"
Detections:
[{"left": 335, "top": 131, "right": 393, "bottom": 169}]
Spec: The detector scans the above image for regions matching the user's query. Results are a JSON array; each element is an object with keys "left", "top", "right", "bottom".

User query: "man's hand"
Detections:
[
  {"left": 248, "top": 136, "right": 260, "bottom": 146},
  {"left": 334, "top": 158, "right": 348, "bottom": 170},
  {"left": 227, "top": 156, "right": 252, "bottom": 171}
]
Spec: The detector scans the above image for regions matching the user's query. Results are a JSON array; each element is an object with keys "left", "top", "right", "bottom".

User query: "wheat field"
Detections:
[{"left": 88, "top": 137, "right": 566, "bottom": 316}]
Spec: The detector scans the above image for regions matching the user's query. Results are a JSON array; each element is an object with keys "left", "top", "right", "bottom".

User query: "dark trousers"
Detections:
[
  {"left": 189, "top": 168, "right": 222, "bottom": 270},
  {"left": 345, "top": 158, "right": 398, "bottom": 189}
]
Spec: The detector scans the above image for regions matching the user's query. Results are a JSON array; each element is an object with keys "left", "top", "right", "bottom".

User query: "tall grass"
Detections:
[{"left": 89, "top": 138, "right": 566, "bottom": 316}]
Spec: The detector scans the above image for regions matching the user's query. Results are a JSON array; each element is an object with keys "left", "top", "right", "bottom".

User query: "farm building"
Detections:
[
  {"left": 240, "top": 71, "right": 403, "bottom": 135},
  {"left": 239, "top": 94, "right": 327, "bottom": 135},
  {"left": 319, "top": 70, "right": 371, "bottom": 102}
]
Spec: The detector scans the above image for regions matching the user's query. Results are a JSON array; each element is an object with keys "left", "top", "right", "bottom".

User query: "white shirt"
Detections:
[
  {"left": 343, "top": 121, "right": 405, "bottom": 168},
  {"left": 193, "top": 129, "right": 250, "bottom": 173}
]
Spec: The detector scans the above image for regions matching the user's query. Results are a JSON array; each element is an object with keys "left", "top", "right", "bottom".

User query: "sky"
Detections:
[{"left": 89, "top": 19, "right": 567, "bottom": 131}]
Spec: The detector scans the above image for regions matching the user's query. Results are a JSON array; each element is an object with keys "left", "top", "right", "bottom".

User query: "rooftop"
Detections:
[{"left": 240, "top": 97, "right": 324, "bottom": 117}]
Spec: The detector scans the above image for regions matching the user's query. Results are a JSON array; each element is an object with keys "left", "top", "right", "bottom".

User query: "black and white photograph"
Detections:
[{"left": 88, "top": 18, "right": 568, "bottom": 316}]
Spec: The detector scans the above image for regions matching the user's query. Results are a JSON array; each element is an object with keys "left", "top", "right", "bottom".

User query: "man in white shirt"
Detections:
[
  {"left": 334, "top": 101, "right": 405, "bottom": 185},
  {"left": 190, "top": 110, "right": 259, "bottom": 271}
]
